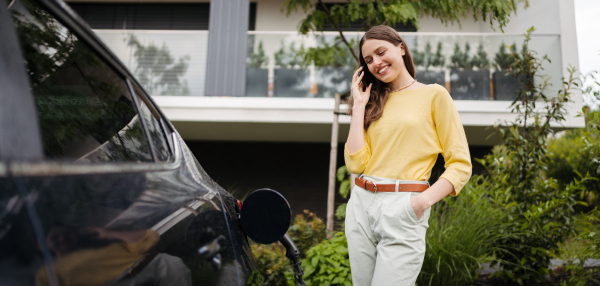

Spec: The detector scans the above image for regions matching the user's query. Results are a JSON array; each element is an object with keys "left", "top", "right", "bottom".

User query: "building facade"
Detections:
[{"left": 67, "top": 0, "right": 584, "bottom": 219}]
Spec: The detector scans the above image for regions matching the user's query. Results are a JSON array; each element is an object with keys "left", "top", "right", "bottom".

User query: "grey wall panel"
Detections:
[{"left": 205, "top": 0, "right": 249, "bottom": 97}]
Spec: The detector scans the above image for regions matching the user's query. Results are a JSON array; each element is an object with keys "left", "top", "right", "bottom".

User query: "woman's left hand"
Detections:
[{"left": 410, "top": 197, "right": 426, "bottom": 220}]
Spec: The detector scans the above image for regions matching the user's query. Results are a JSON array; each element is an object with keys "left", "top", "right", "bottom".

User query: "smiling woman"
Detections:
[{"left": 343, "top": 25, "right": 472, "bottom": 286}]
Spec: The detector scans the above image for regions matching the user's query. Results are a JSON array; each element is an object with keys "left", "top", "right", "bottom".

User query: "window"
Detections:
[
  {"left": 134, "top": 86, "right": 172, "bottom": 162},
  {"left": 68, "top": 3, "right": 258, "bottom": 31},
  {"left": 10, "top": 0, "right": 153, "bottom": 163}
]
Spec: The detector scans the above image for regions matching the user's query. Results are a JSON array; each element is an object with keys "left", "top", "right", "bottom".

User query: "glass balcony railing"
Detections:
[
  {"left": 94, "top": 30, "right": 563, "bottom": 100},
  {"left": 247, "top": 32, "right": 563, "bottom": 100},
  {"left": 94, "top": 30, "right": 209, "bottom": 96}
]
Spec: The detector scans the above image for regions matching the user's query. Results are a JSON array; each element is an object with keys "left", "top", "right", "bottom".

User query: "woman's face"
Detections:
[{"left": 361, "top": 38, "right": 405, "bottom": 83}]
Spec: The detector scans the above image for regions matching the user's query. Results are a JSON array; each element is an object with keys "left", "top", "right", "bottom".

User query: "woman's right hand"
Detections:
[{"left": 351, "top": 66, "right": 372, "bottom": 109}]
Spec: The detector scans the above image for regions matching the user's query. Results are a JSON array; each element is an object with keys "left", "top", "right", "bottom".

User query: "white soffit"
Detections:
[{"left": 153, "top": 96, "right": 582, "bottom": 128}]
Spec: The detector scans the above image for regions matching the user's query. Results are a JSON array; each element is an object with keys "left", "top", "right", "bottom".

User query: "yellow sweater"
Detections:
[{"left": 344, "top": 84, "right": 472, "bottom": 195}]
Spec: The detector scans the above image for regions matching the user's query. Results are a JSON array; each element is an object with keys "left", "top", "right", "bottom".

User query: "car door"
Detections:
[{"left": 0, "top": 0, "right": 251, "bottom": 284}]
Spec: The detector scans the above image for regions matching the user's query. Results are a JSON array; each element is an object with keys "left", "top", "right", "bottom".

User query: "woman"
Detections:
[{"left": 344, "top": 25, "right": 472, "bottom": 285}]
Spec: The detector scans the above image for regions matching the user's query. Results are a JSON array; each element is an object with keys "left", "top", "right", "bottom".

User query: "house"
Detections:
[{"left": 67, "top": 0, "right": 584, "bottom": 220}]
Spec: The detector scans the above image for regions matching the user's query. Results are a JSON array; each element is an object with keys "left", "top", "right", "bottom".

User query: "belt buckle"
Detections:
[{"left": 370, "top": 182, "right": 377, "bottom": 193}]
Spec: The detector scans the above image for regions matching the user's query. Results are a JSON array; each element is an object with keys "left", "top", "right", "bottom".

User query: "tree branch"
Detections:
[{"left": 317, "top": 0, "right": 359, "bottom": 63}]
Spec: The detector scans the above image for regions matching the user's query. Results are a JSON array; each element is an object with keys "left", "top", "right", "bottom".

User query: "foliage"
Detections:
[
  {"left": 546, "top": 116, "right": 600, "bottom": 206},
  {"left": 418, "top": 175, "right": 514, "bottom": 286},
  {"left": 494, "top": 42, "right": 519, "bottom": 71},
  {"left": 301, "top": 232, "right": 351, "bottom": 286},
  {"left": 274, "top": 41, "right": 305, "bottom": 68},
  {"left": 287, "top": 210, "right": 328, "bottom": 255},
  {"left": 248, "top": 41, "right": 269, "bottom": 68},
  {"left": 126, "top": 35, "right": 190, "bottom": 96},
  {"left": 251, "top": 243, "right": 294, "bottom": 286},
  {"left": 555, "top": 211, "right": 600, "bottom": 286},
  {"left": 251, "top": 210, "right": 328, "bottom": 286},
  {"left": 413, "top": 41, "right": 445, "bottom": 70},
  {"left": 471, "top": 42, "right": 491, "bottom": 70},
  {"left": 448, "top": 42, "right": 489, "bottom": 70},
  {"left": 431, "top": 42, "right": 446, "bottom": 68},
  {"left": 281, "top": 0, "right": 527, "bottom": 66},
  {"left": 581, "top": 68, "right": 600, "bottom": 110},
  {"left": 448, "top": 42, "right": 472, "bottom": 70},
  {"left": 477, "top": 27, "right": 589, "bottom": 285},
  {"left": 335, "top": 166, "right": 352, "bottom": 222}
]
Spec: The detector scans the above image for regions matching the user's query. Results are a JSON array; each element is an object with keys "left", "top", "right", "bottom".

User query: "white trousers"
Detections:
[{"left": 345, "top": 175, "right": 431, "bottom": 286}]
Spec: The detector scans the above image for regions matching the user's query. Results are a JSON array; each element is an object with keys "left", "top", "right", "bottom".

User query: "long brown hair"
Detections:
[{"left": 348, "top": 25, "right": 416, "bottom": 130}]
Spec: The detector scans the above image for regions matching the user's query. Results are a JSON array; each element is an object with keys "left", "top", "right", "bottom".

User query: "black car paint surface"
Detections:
[{"left": 0, "top": 0, "right": 268, "bottom": 284}]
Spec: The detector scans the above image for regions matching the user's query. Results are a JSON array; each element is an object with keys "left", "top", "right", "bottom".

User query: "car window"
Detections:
[
  {"left": 9, "top": 0, "right": 153, "bottom": 163},
  {"left": 134, "top": 86, "right": 172, "bottom": 162}
]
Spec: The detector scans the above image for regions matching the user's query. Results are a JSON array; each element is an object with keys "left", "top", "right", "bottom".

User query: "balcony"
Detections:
[
  {"left": 94, "top": 30, "right": 564, "bottom": 100},
  {"left": 92, "top": 30, "right": 580, "bottom": 144}
]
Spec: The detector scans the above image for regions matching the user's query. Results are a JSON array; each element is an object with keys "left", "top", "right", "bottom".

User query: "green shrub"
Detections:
[
  {"left": 418, "top": 175, "right": 512, "bottom": 286},
  {"left": 251, "top": 210, "right": 328, "bottom": 286},
  {"left": 302, "top": 232, "right": 351, "bottom": 286},
  {"left": 546, "top": 111, "right": 600, "bottom": 206},
  {"left": 555, "top": 211, "right": 600, "bottom": 286},
  {"left": 287, "top": 210, "right": 328, "bottom": 256},
  {"left": 335, "top": 166, "right": 352, "bottom": 225},
  {"left": 476, "top": 27, "right": 589, "bottom": 284}
]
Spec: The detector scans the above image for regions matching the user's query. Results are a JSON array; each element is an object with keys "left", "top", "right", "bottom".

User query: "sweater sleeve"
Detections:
[
  {"left": 433, "top": 87, "right": 472, "bottom": 195},
  {"left": 344, "top": 130, "right": 371, "bottom": 174}
]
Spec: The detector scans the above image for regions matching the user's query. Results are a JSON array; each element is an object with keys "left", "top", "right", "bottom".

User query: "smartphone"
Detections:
[{"left": 358, "top": 64, "right": 373, "bottom": 91}]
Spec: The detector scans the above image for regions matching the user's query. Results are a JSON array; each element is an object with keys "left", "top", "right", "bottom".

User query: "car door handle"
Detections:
[{"left": 197, "top": 235, "right": 226, "bottom": 270}]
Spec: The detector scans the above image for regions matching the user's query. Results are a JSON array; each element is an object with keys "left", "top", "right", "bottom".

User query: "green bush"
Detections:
[
  {"left": 418, "top": 175, "right": 512, "bottom": 286},
  {"left": 251, "top": 210, "right": 328, "bottom": 286},
  {"left": 302, "top": 232, "right": 352, "bottom": 286},
  {"left": 546, "top": 111, "right": 600, "bottom": 206},
  {"left": 476, "top": 27, "right": 590, "bottom": 284}
]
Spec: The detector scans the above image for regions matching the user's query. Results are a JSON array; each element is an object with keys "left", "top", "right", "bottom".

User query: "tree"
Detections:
[{"left": 282, "top": 0, "right": 529, "bottom": 67}]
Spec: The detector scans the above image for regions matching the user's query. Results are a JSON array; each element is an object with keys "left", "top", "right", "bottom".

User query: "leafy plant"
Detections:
[
  {"left": 274, "top": 41, "right": 304, "bottom": 68},
  {"left": 418, "top": 175, "right": 513, "bottom": 286},
  {"left": 448, "top": 42, "right": 472, "bottom": 70},
  {"left": 470, "top": 42, "right": 490, "bottom": 69},
  {"left": 301, "top": 232, "right": 351, "bottom": 286},
  {"left": 252, "top": 243, "right": 292, "bottom": 285},
  {"left": 581, "top": 68, "right": 600, "bottom": 110},
  {"left": 414, "top": 41, "right": 440, "bottom": 70},
  {"left": 251, "top": 210, "right": 328, "bottom": 285},
  {"left": 546, "top": 120, "right": 600, "bottom": 207},
  {"left": 494, "top": 42, "right": 519, "bottom": 71},
  {"left": 248, "top": 40, "right": 269, "bottom": 68},
  {"left": 431, "top": 42, "right": 446, "bottom": 68},
  {"left": 334, "top": 166, "right": 352, "bottom": 223},
  {"left": 555, "top": 211, "right": 600, "bottom": 286},
  {"left": 477, "top": 27, "right": 589, "bottom": 285}
]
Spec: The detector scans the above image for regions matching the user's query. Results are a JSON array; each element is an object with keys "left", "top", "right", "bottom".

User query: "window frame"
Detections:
[
  {"left": 129, "top": 79, "right": 175, "bottom": 162},
  {"left": 0, "top": 0, "right": 183, "bottom": 176}
]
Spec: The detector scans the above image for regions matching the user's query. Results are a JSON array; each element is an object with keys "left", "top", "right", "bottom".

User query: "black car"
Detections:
[{"left": 0, "top": 0, "right": 303, "bottom": 284}]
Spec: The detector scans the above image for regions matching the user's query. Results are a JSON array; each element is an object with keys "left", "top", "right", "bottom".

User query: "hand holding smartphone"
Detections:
[{"left": 358, "top": 64, "right": 372, "bottom": 92}]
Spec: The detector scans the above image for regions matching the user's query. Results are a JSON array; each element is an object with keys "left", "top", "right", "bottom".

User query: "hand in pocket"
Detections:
[{"left": 409, "top": 197, "right": 424, "bottom": 220}]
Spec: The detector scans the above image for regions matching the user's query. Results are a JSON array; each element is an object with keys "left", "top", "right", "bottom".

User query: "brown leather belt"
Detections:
[{"left": 355, "top": 177, "right": 429, "bottom": 193}]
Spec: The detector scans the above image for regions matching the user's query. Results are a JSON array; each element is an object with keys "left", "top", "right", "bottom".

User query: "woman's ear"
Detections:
[{"left": 400, "top": 45, "right": 406, "bottom": 56}]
